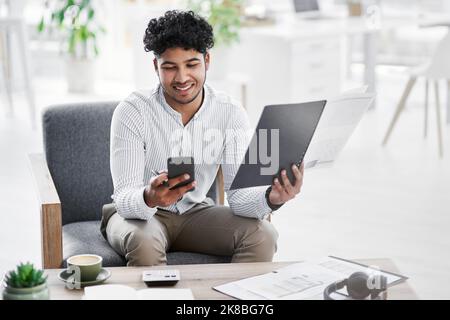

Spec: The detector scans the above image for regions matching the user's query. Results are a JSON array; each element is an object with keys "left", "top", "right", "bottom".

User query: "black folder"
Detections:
[{"left": 230, "top": 101, "right": 326, "bottom": 190}]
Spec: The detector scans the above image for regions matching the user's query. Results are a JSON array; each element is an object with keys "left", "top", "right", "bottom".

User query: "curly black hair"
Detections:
[{"left": 143, "top": 10, "right": 214, "bottom": 56}]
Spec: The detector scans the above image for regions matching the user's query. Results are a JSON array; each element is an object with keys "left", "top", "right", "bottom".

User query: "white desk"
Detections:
[
  {"left": 227, "top": 16, "right": 450, "bottom": 126},
  {"left": 229, "top": 23, "right": 342, "bottom": 127},
  {"left": 227, "top": 17, "right": 407, "bottom": 126}
]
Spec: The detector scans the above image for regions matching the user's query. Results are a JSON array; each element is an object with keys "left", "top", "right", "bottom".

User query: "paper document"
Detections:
[
  {"left": 213, "top": 256, "right": 407, "bottom": 300},
  {"left": 303, "top": 92, "right": 375, "bottom": 169},
  {"left": 83, "top": 284, "right": 194, "bottom": 300}
]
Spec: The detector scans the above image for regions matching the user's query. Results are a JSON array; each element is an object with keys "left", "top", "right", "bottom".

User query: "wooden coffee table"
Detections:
[{"left": 40, "top": 259, "right": 416, "bottom": 300}]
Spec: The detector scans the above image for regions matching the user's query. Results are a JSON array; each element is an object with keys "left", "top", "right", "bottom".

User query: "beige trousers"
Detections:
[{"left": 100, "top": 200, "right": 278, "bottom": 266}]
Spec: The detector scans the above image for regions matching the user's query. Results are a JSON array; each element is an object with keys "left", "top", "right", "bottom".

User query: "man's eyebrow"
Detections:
[
  {"left": 161, "top": 61, "right": 176, "bottom": 66},
  {"left": 184, "top": 58, "right": 201, "bottom": 63},
  {"left": 160, "top": 58, "right": 201, "bottom": 66}
]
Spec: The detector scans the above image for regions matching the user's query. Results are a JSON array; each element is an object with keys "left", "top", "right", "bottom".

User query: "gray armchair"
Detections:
[{"left": 30, "top": 101, "right": 231, "bottom": 269}]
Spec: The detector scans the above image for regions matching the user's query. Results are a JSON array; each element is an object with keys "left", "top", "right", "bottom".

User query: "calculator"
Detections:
[{"left": 142, "top": 269, "right": 180, "bottom": 286}]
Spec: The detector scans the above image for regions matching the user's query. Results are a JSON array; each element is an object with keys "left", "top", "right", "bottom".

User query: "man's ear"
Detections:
[
  {"left": 205, "top": 52, "right": 210, "bottom": 71},
  {"left": 153, "top": 58, "right": 158, "bottom": 73}
]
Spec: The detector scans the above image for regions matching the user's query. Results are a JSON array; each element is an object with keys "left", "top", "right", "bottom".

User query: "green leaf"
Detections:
[
  {"left": 80, "top": 25, "right": 88, "bottom": 41},
  {"left": 57, "top": 10, "right": 65, "bottom": 26},
  {"left": 37, "top": 17, "right": 45, "bottom": 33},
  {"left": 88, "top": 8, "right": 95, "bottom": 21},
  {"left": 68, "top": 30, "right": 76, "bottom": 54}
]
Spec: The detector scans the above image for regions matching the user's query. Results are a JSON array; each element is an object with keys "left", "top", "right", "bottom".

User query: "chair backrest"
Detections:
[
  {"left": 43, "top": 102, "right": 118, "bottom": 225},
  {"left": 43, "top": 101, "right": 219, "bottom": 226},
  {"left": 426, "top": 30, "right": 450, "bottom": 79}
]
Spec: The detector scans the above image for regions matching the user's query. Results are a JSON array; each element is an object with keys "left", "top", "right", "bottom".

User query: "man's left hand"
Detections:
[{"left": 268, "top": 162, "right": 304, "bottom": 206}]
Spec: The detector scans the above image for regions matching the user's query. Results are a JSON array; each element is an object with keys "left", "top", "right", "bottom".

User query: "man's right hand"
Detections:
[{"left": 144, "top": 172, "right": 196, "bottom": 208}]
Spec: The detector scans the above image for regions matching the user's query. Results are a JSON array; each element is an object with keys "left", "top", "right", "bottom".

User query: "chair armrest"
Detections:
[{"left": 28, "top": 153, "right": 63, "bottom": 269}]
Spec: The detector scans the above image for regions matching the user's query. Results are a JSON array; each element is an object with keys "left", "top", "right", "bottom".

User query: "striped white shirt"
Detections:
[{"left": 110, "top": 84, "right": 272, "bottom": 221}]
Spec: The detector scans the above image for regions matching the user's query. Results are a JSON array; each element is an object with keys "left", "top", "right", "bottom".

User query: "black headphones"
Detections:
[{"left": 324, "top": 271, "right": 388, "bottom": 300}]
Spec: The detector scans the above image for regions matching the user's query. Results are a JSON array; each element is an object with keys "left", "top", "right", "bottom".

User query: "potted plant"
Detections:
[
  {"left": 37, "top": 0, "right": 106, "bottom": 93},
  {"left": 2, "top": 263, "right": 49, "bottom": 300},
  {"left": 187, "top": 0, "right": 243, "bottom": 80}
]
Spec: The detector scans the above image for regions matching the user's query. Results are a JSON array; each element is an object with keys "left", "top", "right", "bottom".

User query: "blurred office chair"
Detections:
[
  {"left": 382, "top": 30, "right": 450, "bottom": 158},
  {"left": 29, "top": 102, "right": 231, "bottom": 269},
  {"left": 0, "top": 16, "right": 36, "bottom": 128}
]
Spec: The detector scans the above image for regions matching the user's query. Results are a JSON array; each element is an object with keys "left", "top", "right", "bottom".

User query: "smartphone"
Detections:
[{"left": 167, "top": 157, "right": 195, "bottom": 191}]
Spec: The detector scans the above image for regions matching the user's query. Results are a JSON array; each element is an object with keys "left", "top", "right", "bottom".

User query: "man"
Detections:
[{"left": 101, "top": 10, "right": 304, "bottom": 266}]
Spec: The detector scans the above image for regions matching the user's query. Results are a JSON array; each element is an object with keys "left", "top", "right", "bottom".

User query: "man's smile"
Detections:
[{"left": 173, "top": 83, "right": 195, "bottom": 95}]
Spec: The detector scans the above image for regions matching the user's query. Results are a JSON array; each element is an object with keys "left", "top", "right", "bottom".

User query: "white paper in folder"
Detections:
[{"left": 303, "top": 92, "right": 375, "bottom": 169}]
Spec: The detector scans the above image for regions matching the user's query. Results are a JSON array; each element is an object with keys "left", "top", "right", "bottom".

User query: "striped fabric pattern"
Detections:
[{"left": 110, "top": 84, "right": 271, "bottom": 221}]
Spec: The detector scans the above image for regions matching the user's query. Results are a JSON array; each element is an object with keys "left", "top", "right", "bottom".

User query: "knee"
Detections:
[
  {"left": 124, "top": 230, "right": 167, "bottom": 266},
  {"left": 256, "top": 221, "right": 279, "bottom": 253},
  {"left": 236, "top": 220, "right": 279, "bottom": 262}
]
